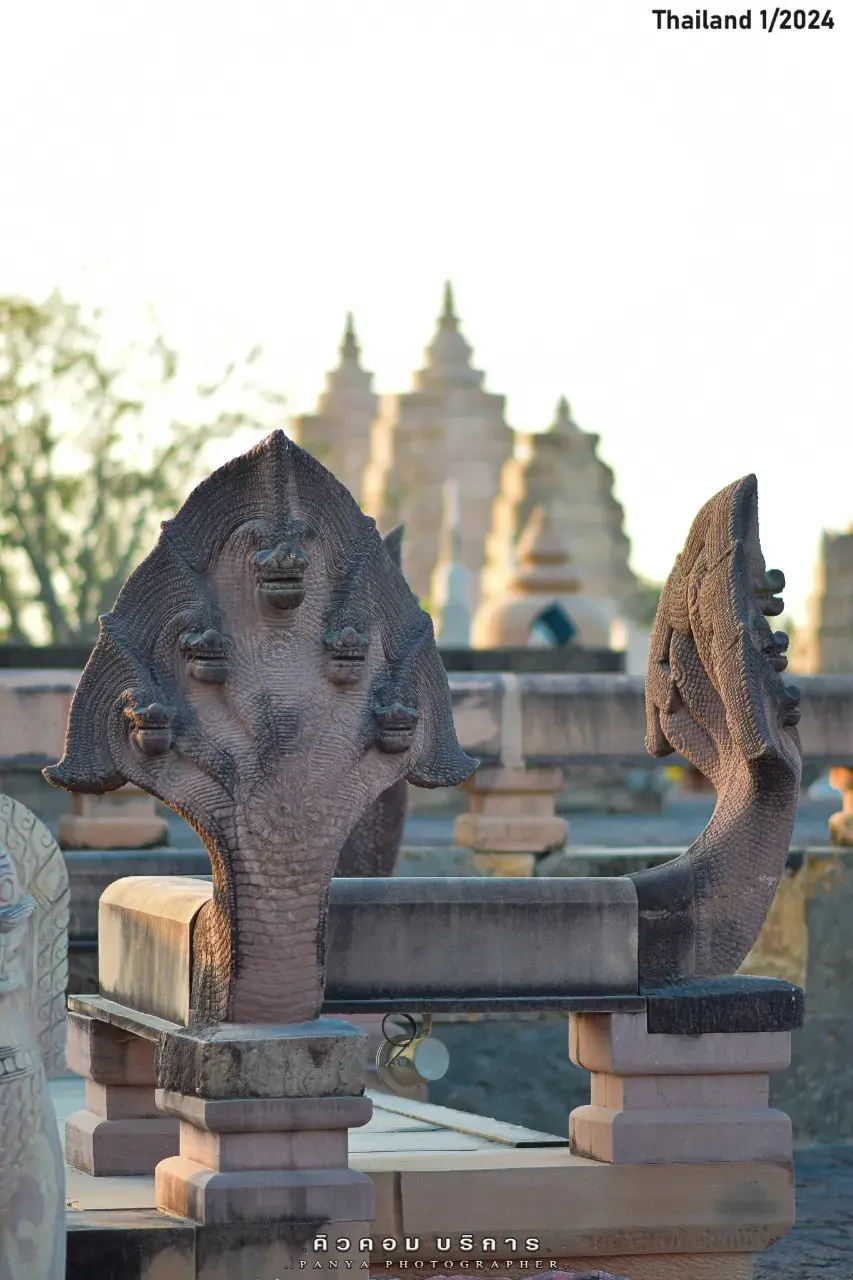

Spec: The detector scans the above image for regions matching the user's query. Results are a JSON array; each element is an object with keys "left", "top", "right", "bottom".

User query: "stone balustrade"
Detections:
[
  {"left": 4, "top": 670, "right": 852, "bottom": 771},
  {"left": 2, "top": 668, "right": 851, "bottom": 856}
]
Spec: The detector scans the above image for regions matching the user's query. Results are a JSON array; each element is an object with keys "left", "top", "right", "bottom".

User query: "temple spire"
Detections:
[
  {"left": 440, "top": 280, "right": 458, "bottom": 331},
  {"left": 340, "top": 311, "right": 360, "bottom": 363}
]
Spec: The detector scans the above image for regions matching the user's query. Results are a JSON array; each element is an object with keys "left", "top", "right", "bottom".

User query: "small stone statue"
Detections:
[
  {"left": 632, "top": 474, "right": 803, "bottom": 985},
  {"left": 46, "top": 432, "right": 477, "bottom": 1025},
  {"left": 0, "top": 799, "right": 67, "bottom": 1279}
]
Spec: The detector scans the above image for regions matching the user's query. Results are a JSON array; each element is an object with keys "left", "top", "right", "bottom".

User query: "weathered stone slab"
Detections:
[
  {"left": 99, "top": 876, "right": 214, "bottom": 1025},
  {"left": 644, "top": 976, "right": 804, "bottom": 1035},
  {"left": 155, "top": 1157, "right": 373, "bottom": 1225},
  {"left": 571, "top": 1013, "right": 792, "bottom": 1076},
  {"left": 570, "top": 1102, "right": 792, "bottom": 1164},
  {"left": 95, "top": 873, "right": 640, "bottom": 1023},
  {"left": 65, "top": 1111, "right": 179, "bottom": 1177},
  {"left": 67, "top": 1011, "right": 159, "bottom": 1082},
  {"left": 156, "top": 1090, "right": 373, "bottom": 1133},
  {"left": 155, "top": 1018, "right": 368, "bottom": 1100}
]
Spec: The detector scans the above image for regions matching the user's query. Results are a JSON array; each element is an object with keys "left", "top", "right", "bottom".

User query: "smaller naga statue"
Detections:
[
  {"left": 632, "top": 474, "right": 803, "bottom": 985},
  {"left": 0, "top": 800, "right": 67, "bottom": 1280}
]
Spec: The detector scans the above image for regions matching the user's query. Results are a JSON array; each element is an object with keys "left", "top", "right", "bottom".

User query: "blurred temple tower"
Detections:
[
  {"left": 794, "top": 527, "right": 853, "bottom": 673},
  {"left": 290, "top": 313, "right": 378, "bottom": 505},
  {"left": 360, "top": 282, "right": 513, "bottom": 607},
  {"left": 478, "top": 396, "right": 639, "bottom": 619}
]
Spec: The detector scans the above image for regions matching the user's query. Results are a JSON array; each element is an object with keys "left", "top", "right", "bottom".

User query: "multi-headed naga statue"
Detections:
[
  {"left": 0, "top": 797, "right": 68, "bottom": 1280},
  {"left": 631, "top": 474, "right": 803, "bottom": 986},
  {"left": 46, "top": 432, "right": 477, "bottom": 1025}
]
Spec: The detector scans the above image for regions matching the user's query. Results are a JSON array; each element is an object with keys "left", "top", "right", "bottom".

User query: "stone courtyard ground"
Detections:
[{"left": 756, "top": 1145, "right": 853, "bottom": 1278}]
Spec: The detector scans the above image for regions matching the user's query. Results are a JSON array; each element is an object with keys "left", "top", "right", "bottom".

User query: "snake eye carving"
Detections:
[
  {"left": 373, "top": 700, "right": 419, "bottom": 754},
  {"left": 324, "top": 626, "right": 368, "bottom": 686},
  {"left": 181, "top": 628, "right": 229, "bottom": 683},
  {"left": 252, "top": 541, "right": 309, "bottom": 610},
  {"left": 125, "top": 701, "right": 173, "bottom": 757}
]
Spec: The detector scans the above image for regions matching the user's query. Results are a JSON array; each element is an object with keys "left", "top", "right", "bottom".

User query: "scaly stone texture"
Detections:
[
  {"left": 336, "top": 525, "right": 409, "bottom": 877},
  {"left": 361, "top": 283, "right": 512, "bottom": 610},
  {"left": 0, "top": 804, "right": 66, "bottom": 1278},
  {"left": 45, "top": 430, "right": 477, "bottom": 1026},
  {"left": 0, "top": 794, "right": 69, "bottom": 1077},
  {"left": 632, "top": 474, "right": 803, "bottom": 985}
]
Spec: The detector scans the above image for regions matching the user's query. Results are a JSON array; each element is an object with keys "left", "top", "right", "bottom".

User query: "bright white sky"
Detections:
[{"left": 0, "top": 2, "right": 850, "bottom": 623}]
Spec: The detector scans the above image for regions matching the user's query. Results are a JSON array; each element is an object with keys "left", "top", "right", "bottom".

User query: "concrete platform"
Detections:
[{"left": 54, "top": 1077, "right": 794, "bottom": 1279}]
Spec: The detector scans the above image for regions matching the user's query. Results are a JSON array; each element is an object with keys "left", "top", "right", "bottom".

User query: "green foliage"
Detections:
[{"left": 0, "top": 292, "right": 283, "bottom": 644}]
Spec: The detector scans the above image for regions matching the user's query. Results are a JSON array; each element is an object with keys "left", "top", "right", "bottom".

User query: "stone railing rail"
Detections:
[{"left": 1, "top": 669, "right": 852, "bottom": 769}]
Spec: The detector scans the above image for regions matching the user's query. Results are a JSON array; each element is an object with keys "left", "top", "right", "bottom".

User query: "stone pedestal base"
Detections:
[
  {"left": 454, "top": 766, "right": 567, "bottom": 861},
  {"left": 567, "top": 1005, "right": 794, "bottom": 1275},
  {"left": 569, "top": 1012, "right": 793, "bottom": 1165},
  {"left": 65, "top": 1011, "right": 178, "bottom": 1175},
  {"left": 152, "top": 1022, "right": 374, "bottom": 1280},
  {"left": 59, "top": 786, "right": 169, "bottom": 850}
]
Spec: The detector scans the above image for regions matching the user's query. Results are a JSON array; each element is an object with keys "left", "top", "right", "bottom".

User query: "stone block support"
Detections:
[
  {"left": 829, "top": 766, "right": 853, "bottom": 846},
  {"left": 569, "top": 1011, "right": 793, "bottom": 1167},
  {"left": 59, "top": 785, "right": 169, "bottom": 850},
  {"left": 152, "top": 1019, "right": 374, "bottom": 1277},
  {"left": 453, "top": 766, "right": 568, "bottom": 874},
  {"left": 65, "top": 1011, "right": 179, "bottom": 1175}
]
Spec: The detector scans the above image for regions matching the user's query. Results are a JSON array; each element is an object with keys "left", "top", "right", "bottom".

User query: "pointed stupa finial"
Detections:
[
  {"left": 556, "top": 395, "right": 571, "bottom": 422},
  {"left": 440, "top": 280, "right": 458, "bottom": 331},
  {"left": 340, "top": 311, "right": 360, "bottom": 362}
]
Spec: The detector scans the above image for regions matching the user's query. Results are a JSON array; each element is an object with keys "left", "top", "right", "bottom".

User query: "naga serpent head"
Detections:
[
  {"left": 44, "top": 433, "right": 477, "bottom": 1024},
  {"left": 645, "top": 473, "right": 802, "bottom": 786},
  {"left": 634, "top": 474, "right": 803, "bottom": 985}
]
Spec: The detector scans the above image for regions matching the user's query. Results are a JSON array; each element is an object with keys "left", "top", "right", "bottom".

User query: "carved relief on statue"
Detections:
[
  {"left": 46, "top": 433, "right": 477, "bottom": 1026},
  {"left": 0, "top": 797, "right": 67, "bottom": 1280}
]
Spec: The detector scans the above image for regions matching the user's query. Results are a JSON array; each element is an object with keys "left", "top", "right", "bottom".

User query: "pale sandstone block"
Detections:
[
  {"left": 394, "top": 1158, "right": 793, "bottom": 1255},
  {"left": 470, "top": 791, "right": 561, "bottom": 817},
  {"left": 569, "top": 1104, "right": 792, "bottom": 1164},
  {"left": 67, "top": 1011, "right": 157, "bottom": 1086},
  {"left": 156, "top": 1089, "right": 373, "bottom": 1132},
  {"left": 65, "top": 1109, "right": 179, "bottom": 1176},
  {"left": 155, "top": 1155, "right": 374, "bottom": 1225},
  {"left": 180, "top": 1121, "right": 348, "bottom": 1172},
  {"left": 86, "top": 1079, "right": 161, "bottom": 1119},
  {"left": 590, "top": 1072, "right": 770, "bottom": 1110},
  {"left": 462, "top": 766, "right": 565, "bottom": 794},
  {"left": 570, "top": 1012, "right": 792, "bottom": 1075},
  {"left": 454, "top": 813, "right": 568, "bottom": 853},
  {"left": 98, "top": 876, "right": 212, "bottom": 1024},
  {"left": 156, "top": 1019, "right": 368, "bottom": 1099}
]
